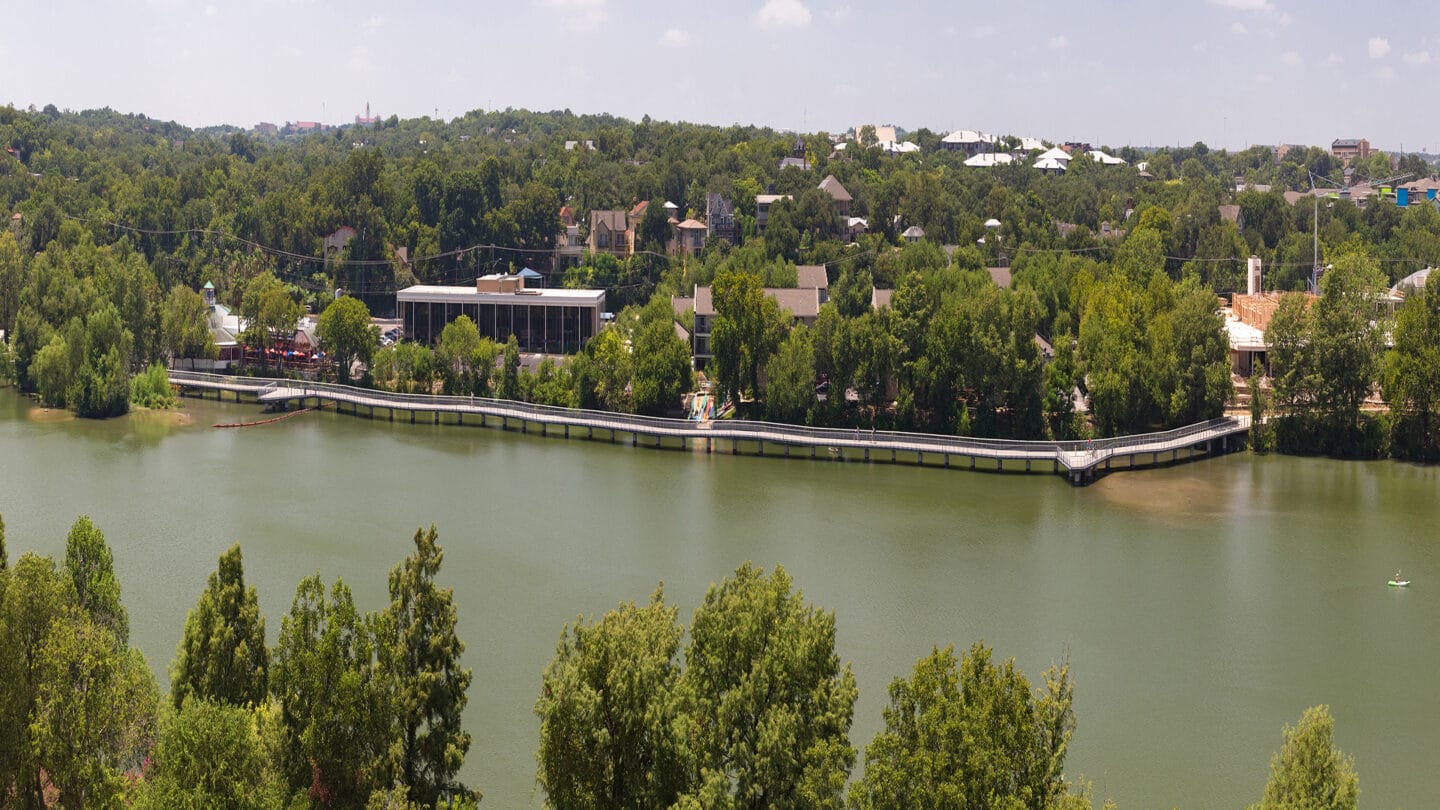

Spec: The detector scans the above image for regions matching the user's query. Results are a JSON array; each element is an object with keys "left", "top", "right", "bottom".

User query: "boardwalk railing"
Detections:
[{"left": 168, "top": 370, "right": 1248, "bottom": 481}]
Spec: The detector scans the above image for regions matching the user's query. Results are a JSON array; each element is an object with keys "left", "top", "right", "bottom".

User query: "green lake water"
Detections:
[{"left": 1, "top": 388, "right": 1437, "bottom": 808}]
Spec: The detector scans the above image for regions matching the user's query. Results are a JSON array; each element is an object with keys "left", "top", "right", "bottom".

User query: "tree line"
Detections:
[
  {"left": 2, "top": 103, "right": 1435, "bottom": 451},
  {"left": 0, "top": 514, "right": 1361, "bottom": 809},
  {"left": 0, "top": 517, "right": 474, "bottom": 809}
]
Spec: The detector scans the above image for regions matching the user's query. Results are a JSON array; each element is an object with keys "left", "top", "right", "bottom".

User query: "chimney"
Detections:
[{"left": 1247, "top": 255, "right": 1263, "bottom": 296}]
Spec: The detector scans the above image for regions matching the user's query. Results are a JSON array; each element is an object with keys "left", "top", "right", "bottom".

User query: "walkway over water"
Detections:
[{"left": 169, "top": 370, "right": 1249, "bottom": 484}]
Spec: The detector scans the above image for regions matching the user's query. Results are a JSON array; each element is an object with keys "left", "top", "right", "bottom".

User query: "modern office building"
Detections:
[{"left": 397, "top": 274, "right": 605, "bottom": 354}]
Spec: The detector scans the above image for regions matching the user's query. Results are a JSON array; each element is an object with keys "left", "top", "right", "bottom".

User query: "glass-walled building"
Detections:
[{"left": 397, "top": 275, "right": 605, "bottom": 354}]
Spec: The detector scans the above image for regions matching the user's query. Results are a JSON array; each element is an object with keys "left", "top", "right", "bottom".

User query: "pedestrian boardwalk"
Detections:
[{"left": 170, "top": 370, "right": 1250, "bottom": 485}]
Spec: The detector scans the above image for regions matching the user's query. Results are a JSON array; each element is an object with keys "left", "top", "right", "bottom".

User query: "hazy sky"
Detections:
[{"left": 4, "top": 0, "right": 1438, "bottom": 151}]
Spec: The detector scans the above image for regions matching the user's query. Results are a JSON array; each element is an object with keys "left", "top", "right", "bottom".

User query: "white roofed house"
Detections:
[
  {"left": 938, "top": 129, "right": 997, "bottom": 156},
  {"left": 964, "top": 153, "right": 1013, "bottom": 168},
  {"left": 1034, "top": 156, "right": 1067, "bottom": 176},
  {"left": 879, "top": 140, "right": 921, "bottom": 154},
  {"left": 1086, "top": 150, "right": 1127, "bottom": 165},
  {"left": 1036, "top": 146, "right": 1072, "bottom": 164}
]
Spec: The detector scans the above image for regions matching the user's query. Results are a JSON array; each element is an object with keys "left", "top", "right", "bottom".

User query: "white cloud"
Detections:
[
  {"left": 659, "top": 28, "right": 691, "bottom": 48},
  {"left": 1209, "top": 0, "right": 1273, "bottom": 9},
  {"left": 1230, "top": 22, "right": 1248, "bottom": 35},
  {"left": 1047, "top": 34, "right": 1068, "bottom": 49},
  {"left": 542, "top": 0, "right": 608, "bottom": 32},
  {"left": 203, "top": 4, "right": 217, "bottom": 16},
  {"left": 1368, "top": 36, "right": 1390, "bottom": 59},
  {"left": 825, "top": 5, "right": 853, "bottom": 23},
  {"left": 1281, "top": 50, "right": 1301, "bottom": 66},
  {"left": 1402, "top": 50, "right": 1432, "bottom": 66},
  {"left": 755, "top": 0, "right": 811, "bottom": 29}
]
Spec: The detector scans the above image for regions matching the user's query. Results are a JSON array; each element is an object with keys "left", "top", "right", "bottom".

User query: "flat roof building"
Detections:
[{"left": 397, "top": 274, "right": 604, "bottom": 354}]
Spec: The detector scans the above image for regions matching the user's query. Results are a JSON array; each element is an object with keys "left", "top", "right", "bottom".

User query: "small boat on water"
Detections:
[{"left": 1389, "top": 571, "right": 1410, "bottom": 588}]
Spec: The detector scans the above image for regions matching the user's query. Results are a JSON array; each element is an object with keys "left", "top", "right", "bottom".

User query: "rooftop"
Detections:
[
  {"left": 397, "top": 284, "right": 605, "bottom": 305},
  {"left": 819, "top": 174, "right": 852, "bottom": 202},
  {"left": 796, "top": 265, "right": 829, "bottom": 290},
  {"left": 694, "top": 285, "right": 820, "bottom": 319}
]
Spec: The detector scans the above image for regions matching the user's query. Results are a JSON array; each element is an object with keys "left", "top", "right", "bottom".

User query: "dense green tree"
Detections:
[
  {"left": 0, "top": 230, "right": 24, "bottom": 336},
  {"left": 582, "top": 327, "right": 633, "bottom": 412},
  {"left": 67, "top": 302, "right": 135, "bottom": 418},
  {"left": 678, "top": 562, "right": 857, "bottom": 808},
  {"left": 133, "top": 697, "right": 277, "bottom": 810},
  {"left": 765, "top": 324, "right": 815, "bottom": 423},
  {"left": 375, "top": 526, "right": 473, "bottom": 806},
  {"left": 32, "top": 611, "right": 159, "bottom": 809},
  {"left": 636, "top": 198, "right": 673, "bottom": 253},
  {"left": 630, "top": 299, "right": 693, "bottom": 415},
  {"left": 65, "top": 514, "right": 129, "bottom": 644},
  {"left": 501, "top": 333, "right": 522, "bottom": 400},
  {"left": 850, "top": 643, "right": 1078, "bottom": 810},
  {"left": 1044, "top": 335, "right": 1078, "bottom": 439},
  {"left": 1160, "top": 280, "right": 1233, "bottom": 424},
  {"left": 1382, "top": 273, "right": 1440, "bottom": 458},
  {"left": 536, "top": 588, "right": 686, "bottom": 809},
  {"left": 170, "top": 542, "right": 268, "bottom": 709},
  {"left": 317, "top": 295, "right": 380, "bottom": 383},
  {"left": 239, "top": 271, "right": 303, "bottom": 371},
  {"left": 0, "top": 553, "right": 73, "bottom": 807},
  {"left": 711, "top": 268, "right": 786, "bottom": 405},
  {"left": 1251, "top": 705, "right": 1358, "bottom": 810},
  {"left": 1269, "top": 249, "right": 1387, "bottom": 451},
  {"left": 436, "top": 315, "right": 484, "bottom": 395},
  {"left": 271, "top": 575, "right": 389, "bottom": 807}
]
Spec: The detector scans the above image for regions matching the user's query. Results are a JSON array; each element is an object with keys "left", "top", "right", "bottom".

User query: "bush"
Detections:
[
  {"left": 130, "top": 361, "right": 179, "bottom": 409},
  {"left": 1273, "top": 413, "right": 1388, "bottom": 458}
]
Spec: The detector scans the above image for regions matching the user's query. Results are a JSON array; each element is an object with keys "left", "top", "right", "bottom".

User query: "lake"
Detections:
[{"left": 1, "top": 388, "right": 1436, "bottom": 808}]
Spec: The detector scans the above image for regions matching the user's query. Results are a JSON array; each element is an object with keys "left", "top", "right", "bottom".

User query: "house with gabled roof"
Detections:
[
  {"left": 796, "top": 265, "right": 829, "bottom": 303},
  {"left": 673, "top": 219, "right": 707, "bottom": 257},
  {"left": 818, "top": 175, "right": 852, "bottom": 218},
  {"left": 706, "top": 193, "right": 738, "bottom": 244},
  {"left": 587, "top": 210, "right": 630, "bottom": 257},
  {"left": 688, "top": 284, "right": 821, "bottom": 369}
]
